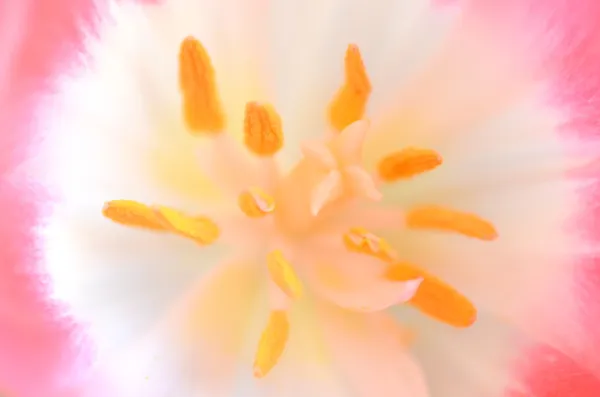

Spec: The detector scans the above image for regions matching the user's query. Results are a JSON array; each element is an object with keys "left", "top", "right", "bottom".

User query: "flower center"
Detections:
[{"left": 101, "top": 37, "right": 497, "bottom": 379}]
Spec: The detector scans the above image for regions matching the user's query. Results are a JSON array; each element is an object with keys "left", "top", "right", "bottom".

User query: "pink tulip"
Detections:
[{"left": 3, "top": 0, "right": 600, "bottom": 396}]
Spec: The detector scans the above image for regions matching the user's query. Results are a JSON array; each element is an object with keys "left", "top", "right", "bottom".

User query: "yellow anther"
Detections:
[
  {"left": 179, "top": 36, "right": 225, "bottom": 133},
  {"left": 343, "top": 227, "right": 396, "bottom": 262},
  {"left": 378, "top": 148, "right": 443, "bottom": 182},
  {"left": 154, "top": 206, "right": 219, "bottom": 245},
  {"left": 328, "top": 44, "right": 372, "bottom": 131},
  {"left": 102, "top": 200, "right": 166, "bottom": 230},
  {"left": 238, "top": 187, "right": 275, "bottom": 218},
  {"left": 244, "top": 102, "right": 284, "bottom": 156},
  {"left": 406, "top": 206, "right": 498, "bottom": 241},
  {"left": 267, "top": 250, "right": 303, "bottom": 300},
  {"left": 385, "top": 262, "right": 477, "bottom": 328},
  {"left": 253, "top": 311, "right": 289, "bottom": 378}
]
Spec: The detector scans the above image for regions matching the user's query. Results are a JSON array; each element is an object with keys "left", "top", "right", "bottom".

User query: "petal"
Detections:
[
  {"left": 359, "top": 0, "right": 600, "bottom": 385},
  {"left": 268, "top": 0, "right": 454, "bottom": 166},
  {"left": 0, "top": 0, "right": 97, "bottom": 395},
  {"left": 82, "top": 258, "right": 262, "bottom": 397},
  {"left": 196, "top": 133, "right": 271, "bottom": 196},
  {"left": 319, "top": 305, "right": 429, "bottom": 397},
  {"left": 39, "top": 199, "right": 224, "bottom": 363},
  {"left": 392, "top": 308, "right": 527, "bottom": 397},
  {"left": 249, "top": 297, "right": 348, "bottom": 397},
  {"left": 364, "top": 4, "right": 537, "bottom": 164}
]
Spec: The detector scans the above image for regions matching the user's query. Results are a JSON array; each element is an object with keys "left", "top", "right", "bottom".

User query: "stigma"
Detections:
[{"left": 101, "top": 36, "right": 497, "bottom": 379}]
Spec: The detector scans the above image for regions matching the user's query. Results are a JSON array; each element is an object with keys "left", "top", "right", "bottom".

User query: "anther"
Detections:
[
  {"left": 154, "top": 206, "right": 219, "bottom": 245},
  {"left": 267, "top": 250, "right": 303, "bottom": 300},
  {"left": 102, "top": 200, "right": 166, "bottom": 230},
  {"left": 385, "top": 262, "right": 477, "bottom": 328},
  {"left": 238, "top": 187, "right": 276, "bottom": 218},
  {"left": 179, "top": 36, "right": 225, "bottom": 133},
  {"left": 244, "top": 102, "right": 284, "bottom": 156},
  {"left": 328, "top": 44, "right": 372, "bottom": 131},
  {"left": 253, "top": 311, "right": 289, "bottom": 378},
  {"left": 378, "top": 148, "right": 443, "bottom": 182},
  {"left": 406, "top": 206, "right": 498, "bottom": 241},
  {"left": 343, "top": 227, "right": 397, "bottom": 262}
]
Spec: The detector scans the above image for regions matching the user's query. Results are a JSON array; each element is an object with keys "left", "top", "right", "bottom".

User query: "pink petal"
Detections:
[
  {"left": 429, "top": 1, "right": 600, "bottom": 395},
  {"left": 0, "top": 0, "right": 97, "bottom": 395}
]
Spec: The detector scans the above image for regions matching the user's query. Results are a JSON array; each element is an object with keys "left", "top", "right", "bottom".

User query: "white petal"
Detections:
[
  {"left": 370, "top": 46, "right": 600, "bottom": 392},
  {"left": 87, "top": 258, "right": 263, "bottom": 397},
  {"left": 392, "top": 308, "right": 526, "bottom": 397},
  {"left": 320, "top": 307, "right": 429, "bottom": 397}
]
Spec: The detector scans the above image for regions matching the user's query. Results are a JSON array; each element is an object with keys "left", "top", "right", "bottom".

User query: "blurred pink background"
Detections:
[{"left": 1, "top": 0, "right": 600, "bottom": 396}]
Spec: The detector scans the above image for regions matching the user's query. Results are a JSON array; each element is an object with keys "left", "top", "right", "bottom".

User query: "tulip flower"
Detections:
[{"left": 4, "top": 0, "right": 600, "bottom": 396}]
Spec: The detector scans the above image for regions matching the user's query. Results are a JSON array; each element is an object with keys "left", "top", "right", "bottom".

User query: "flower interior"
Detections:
[{"left": 101, "top": 36, "right": 498, "bottom": 379}]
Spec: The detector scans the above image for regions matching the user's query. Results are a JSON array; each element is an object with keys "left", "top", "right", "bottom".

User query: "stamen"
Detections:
[
  {"left": 238, "top": 187, "right": 276, "bottom": 218},
  {"left": 378, "top": 148, "right": 443, "bottom": 182},
  {"left": 154, "top": 206, "right": 219, "bottom": 245},
  {"left": 406, "top": 205, "right": 498, "bottom": 241},
  {"left": 328, "top": 44, "right": 372, "bottom": 132},
  {"left": 244, "top": 102, "right": 284, "bottom": 156},
  {"left": 343, "top": 227, "right": 397, "bottom": 262},
  {"left": 384, "top": 262, "right": 477, "bottom": 328},
  {"left": 267, "top": 250, "right": 303, "bottom": 299},
  {"left": 102, "top": 200, "right": 165, "bottom": 230},
  {"left": 179, "top": 36, "right": 225, "bottom": 133},
  {"left": 253, "top": 310, "right": 289, "bottom": 378}
]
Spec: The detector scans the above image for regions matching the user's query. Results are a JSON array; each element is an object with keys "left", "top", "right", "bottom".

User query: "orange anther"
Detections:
[
  {"left": 406, "top": 206, "right": 498, "bottom": 241},
  {"left": 238, "top": 187, "right": 276, "bottom": 218},
  {"left": 328, "top": 44, "right": 372, "bottom": 131},
  {"left": 244, "top": 102, "right": 284, "bottom": 156},
  {"left": 342, "top": 227, "right": 396, "bottom": 262},
  {"left": 378, "top": 148, "right": 443, "bottom": 182},
  {"left": 154, "top": 206, "right": 219, "bottom": 245},
  {"left": 179, "top": 36, "right": 225, "bottom": 133},
  {"left": 385, "top": 262, "right": 477, "bottom": 328},
  {"left": 102, "top": 200, "right": 165, "bottom": 231}
]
